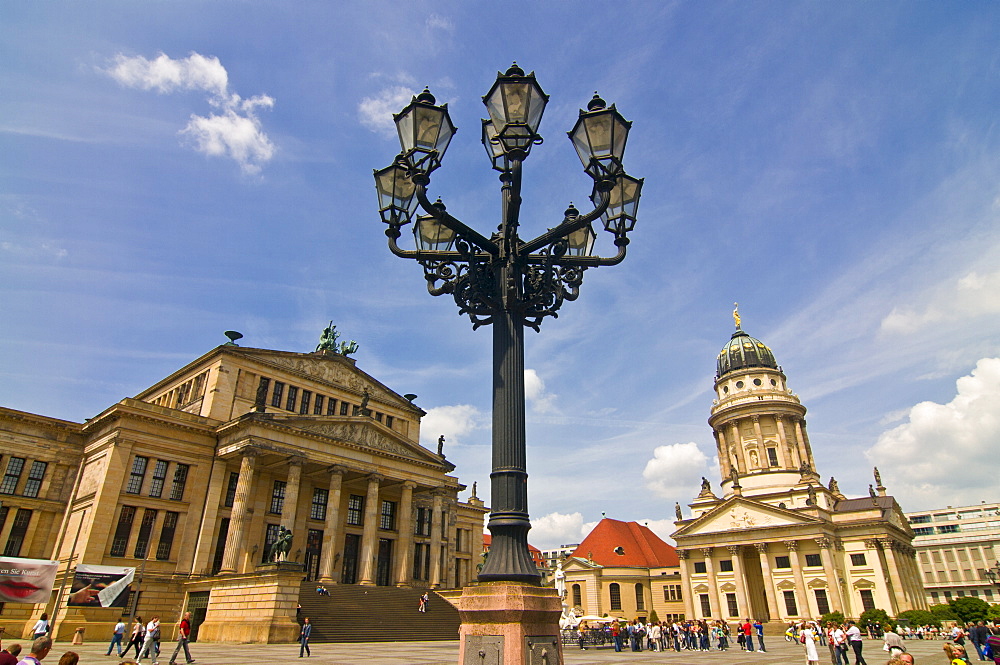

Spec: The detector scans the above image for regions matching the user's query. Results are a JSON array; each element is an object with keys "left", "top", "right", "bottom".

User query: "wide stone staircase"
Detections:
[{"left": 297, "top": 582, "right": 461, "bottom": 643}]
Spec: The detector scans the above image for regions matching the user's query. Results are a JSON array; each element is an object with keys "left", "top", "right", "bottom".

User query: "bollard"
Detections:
[{"left": 72, "top": 627, "right": 85, "bottom": 645}]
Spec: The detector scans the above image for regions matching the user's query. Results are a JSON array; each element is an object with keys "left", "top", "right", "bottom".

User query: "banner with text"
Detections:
[{"left": 0, "top": 556, "right": 59, "bottom": 604}]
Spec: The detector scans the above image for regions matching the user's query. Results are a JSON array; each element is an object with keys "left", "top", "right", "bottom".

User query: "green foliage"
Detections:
[
  {"left": 949, "top": 597, "right": 991, "bottom": 623},
  {"left": 858, "top": 608, "right": 895, "bottom": 630},
  {"left": 648, "top": 609, "right": 659, "bottom": 624},
  {"left": 820, "top": 611, "right": 845, "bottom": 625},
  {"left": 896, "top": 609, "right": 939, "bottom": 628},
  {"left": 987, "top": 604, "right": 1000, "bottom": 621},
  {"left": 930, "top": 604, "right": 959, "bottom": 621}
]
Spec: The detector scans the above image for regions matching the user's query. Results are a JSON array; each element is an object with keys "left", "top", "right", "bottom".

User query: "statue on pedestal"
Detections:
[{"left": 268, "top": 526, "right": 294, "bottom": 563}]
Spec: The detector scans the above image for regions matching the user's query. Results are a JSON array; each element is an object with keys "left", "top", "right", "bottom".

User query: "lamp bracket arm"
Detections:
[
  {"left": 387, "top": 233, "right": 478, "bottom": 262},
  {"left": 524, "top": 240, "right": 627, "bottom": 267},
  {"left": 518, "top": 186, "right": 612, "bottom": 255},
  {"left": 415, "top": 183, "right": 499, "bottom": 256}
]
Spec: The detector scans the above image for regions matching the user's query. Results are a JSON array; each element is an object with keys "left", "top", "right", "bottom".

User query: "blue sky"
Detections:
[{"left": 3, "top": 2, "right": 1000, "bottom": 550}]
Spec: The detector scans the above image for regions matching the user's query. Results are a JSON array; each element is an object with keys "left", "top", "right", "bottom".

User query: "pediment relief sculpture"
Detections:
[
  {"left": 298, "top": 421, "right": 421, "bottom": 460},
  {"left": 852, "top": 578, "right": 875, "bottom": 589}
]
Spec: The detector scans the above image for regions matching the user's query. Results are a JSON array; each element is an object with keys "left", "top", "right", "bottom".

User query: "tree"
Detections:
[
  {"left": 949, "top": 597, "right": 991, "bottom": 623},
  {"left": 858, "top": 608, "right": 895, "bottom": 631},
  {"left": 930, "top": 603, "right": 960, "bottom": 621},
  {"left": 896, "top": 609, "right": 939, "bottom": 628},
  {"left": 821, "top": 611, "right": 846, "bottom": 626},
  {"left": 987, "top": 604, "right": 1000, "bottom": 622},
  {"left": 648, "top": 609, "right": 659, "bottom": 623}
]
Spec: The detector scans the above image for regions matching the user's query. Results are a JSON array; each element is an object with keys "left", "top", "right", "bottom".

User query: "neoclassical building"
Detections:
[
  {"left": 671, "top": 321, "right": 926, "bottom": 624},
  {"left": 0, "top": 334, "right": 487, "bottom": 642}
]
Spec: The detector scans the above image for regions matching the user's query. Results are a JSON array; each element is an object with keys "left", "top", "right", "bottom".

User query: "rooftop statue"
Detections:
[
  {"left": 316, "top": 321, "right": 360, "bottom": 356},
  {"left": 733, "top": 302, "right": 741, "bottom": 329}
]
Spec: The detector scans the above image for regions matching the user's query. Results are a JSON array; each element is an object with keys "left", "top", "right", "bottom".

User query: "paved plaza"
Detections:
[{"left": 27, "top": 637, "right": 948, "bottom": 664}]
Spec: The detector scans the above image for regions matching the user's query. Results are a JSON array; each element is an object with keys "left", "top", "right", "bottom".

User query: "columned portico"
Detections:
[
  {"left": 727, "top": 545, "right": 750, "bottom": 618},
  {"left": 429, "top": 490, "right": 444, "bottom": 588},
  {"left": 755, "top": 543, "right": 779, "bottom": 620},
  {"left": 280, "top": 458, "right": 303, "bottom": 531},
  {"left": 786, "top": 540, "right": 809, "bottom": 616},
  {"left": 395, "top": 480, "right": 417, "bottom": 586},
  {"left": 358, "top": 473, "right": 383, "bottom": 586},
  {"left": 677, "top": 549, "right": 696, "bottom": 619},
  {"left": 817, "top": 537, "right": 844, "bottom": 613},
  {"left": 318, "top": 466, "right": 345, "bottom": 583},
  {"left": 220, "top": 448, "right": 258, "bottom": 573}
]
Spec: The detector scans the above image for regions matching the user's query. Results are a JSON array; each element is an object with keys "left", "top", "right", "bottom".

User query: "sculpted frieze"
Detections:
[
  {"left": 299, "top": 422, "right": 419, "bottom": 460},
  {"left": 261, "top": 356, "right": 396, "bottom": 404}
]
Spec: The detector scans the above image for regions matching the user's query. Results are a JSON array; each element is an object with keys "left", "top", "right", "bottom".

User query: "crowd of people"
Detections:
[{"left": 572, "top": 617, "right": 769, "bottom": 653}]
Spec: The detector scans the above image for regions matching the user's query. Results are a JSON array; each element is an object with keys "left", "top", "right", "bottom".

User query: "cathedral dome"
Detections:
[{"left": 716, "top": 328, "right": 778, "bottom": 378}]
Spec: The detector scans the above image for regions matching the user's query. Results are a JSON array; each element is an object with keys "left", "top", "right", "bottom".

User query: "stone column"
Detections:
[
  {"left": 358, "top": 473, "right": 382, "bottom": 586},
  {"left": 280, "top": 458, "right": 303, "bottom": 532},
  {"left": 755, "top": 543, "right": 779, "bottom": 621},
  {"left": 429, "top": 491, "right": 444, "bottom": 588},
  {"left": 729, "top": 421, "right": 746, "bottom": 474},
  {"left": 752, "top": 416, "right": 767, "bottom": 468},
  {"left": 786, "top": 540, "right": 810, "bottom": 617},
  {"left": 776, "top": 416, "right": 800, "bottom": 469},
  {"left": 189, "top": 459, "right": 230, "bottom": 575},
  {"left": 868, "top": 539, "right": 899, "bottom": 615},
  {"left": 714, "top": 429, "right": 731, "bottom": 478},
  {"left": 816, "top": 537, "right": 845, "bottom": 613},
  {"left": 318, "top": 466, "right": 345, "bottom": 583},
  {"left": 795, "top": 418, "right": 814, "bottom": 470},
  {"left": 395, "top": 481, "right": 417, "bottom": 587},
  {"left": 728, "top": 545, "right": 750, "bottom": 619},
  {"left": 220, "top": 449, "right": 258, "bottom": 573},
  {"left": 701, "top": 547, "right": 721, "bottom": 617},
  {"left": 677, "top": 550, "right": 697, "bottom": 620}
]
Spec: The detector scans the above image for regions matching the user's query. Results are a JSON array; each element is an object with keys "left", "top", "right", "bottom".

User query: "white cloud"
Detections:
[
  {"left": 642, "top": 441, "right": 712, "bottom": 500},
  {"left": 880, "top": 270, "right": 1000, "bottom": 335},
  {"left": 426, "top": 14, "right": 454, "bottom": 32},
  {"left": 419, "top": 404, "right": 487, "bottom": 448},
  {"left": 358, "top": 85, "right": 415, "bottom": 137},
  {"left": 524, "top": 368, "right": 557, "bottom": 414},
  {"left": 530, "top": 511, "right": 597, "bottom": 551},
  {"left": 866, "top": 357, "right": 1000, "bottom": 509},
  {"left": 104, "top": 52, "right": 274, "bottom": 174}
]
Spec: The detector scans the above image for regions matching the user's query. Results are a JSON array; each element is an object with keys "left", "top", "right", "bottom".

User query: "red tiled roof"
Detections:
[
  {"left": 570, "top": 518, "right": 678, "bottom": 568},
  {"left": 482, "top": 534, "right": 545, "bottom": 565}
]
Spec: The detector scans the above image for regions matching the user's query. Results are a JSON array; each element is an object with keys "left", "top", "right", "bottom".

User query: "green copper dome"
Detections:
[{"left": 716, "top": 328, "right": 778, "bottom": 378}]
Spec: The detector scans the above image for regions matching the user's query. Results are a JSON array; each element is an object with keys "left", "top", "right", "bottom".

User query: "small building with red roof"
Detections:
[{"left": 561, "top": 518, "right": 685, "bottom": 622}]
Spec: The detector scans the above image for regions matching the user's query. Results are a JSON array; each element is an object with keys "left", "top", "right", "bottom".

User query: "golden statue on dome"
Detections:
[{"left": 733, "top": 302, "right": 741, "bottom": 329}]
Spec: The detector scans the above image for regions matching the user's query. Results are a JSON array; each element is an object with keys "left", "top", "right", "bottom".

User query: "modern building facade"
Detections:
[
  {"left": 0, "top": 336, "right": 487, "bottom": 642},
  {"left": 671, "top": 321, "right": 927, "bottom": 624},
  {"left": 906, "top": 502, "right": 1000, "bottom": 606}
]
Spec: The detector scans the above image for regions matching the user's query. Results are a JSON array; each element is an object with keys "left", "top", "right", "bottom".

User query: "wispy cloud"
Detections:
[
  {"left": 358, "top": 84, "right": 416, "bottom": 138},
  {"left": 104, "top": 52, "right": 275, "bottom": 174},
  {"left": 880, "top": 270, "right": 1000, "bottom": 335},
  {"left": 642, "top": 441, "right": 715, "bottom": 501}
]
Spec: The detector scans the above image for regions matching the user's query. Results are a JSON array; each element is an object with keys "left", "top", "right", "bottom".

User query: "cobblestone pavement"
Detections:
[{"left": 32, "top": 637, "right": 946, "bottom": 664}]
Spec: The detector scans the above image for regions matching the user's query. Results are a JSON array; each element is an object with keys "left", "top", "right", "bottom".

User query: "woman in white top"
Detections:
[
  {"left": 32, "top": 612, "right": 49, "bottom": 639},
  {"left": 137, "top": 616, "right": 160, "bottom": 663},
  {"left": 799, "top": 620, "right": 820, "bottom": 665}
]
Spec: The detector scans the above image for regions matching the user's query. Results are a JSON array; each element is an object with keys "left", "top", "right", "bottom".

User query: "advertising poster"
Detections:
[
  {"left": 68, "top": 564, "right": 135, "bottom": 607},
  {"left": 0, "top": 557, "right": 59, "bottom": 604}
]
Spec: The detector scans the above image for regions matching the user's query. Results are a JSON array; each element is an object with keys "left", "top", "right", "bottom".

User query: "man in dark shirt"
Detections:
[
  {"left": 168, "top": 612, "right": 196, "bottom": 665},
  {"left": 0, "top": 644, "right": 21, "bottom": 665}
]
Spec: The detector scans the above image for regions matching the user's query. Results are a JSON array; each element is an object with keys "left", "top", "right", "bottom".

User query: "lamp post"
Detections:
[
  {"left": 984, "top": 561, "right": 1000, "bottom": 587},
  {"left": 375, "top": 64, "right": 642, "bottom": 586}
]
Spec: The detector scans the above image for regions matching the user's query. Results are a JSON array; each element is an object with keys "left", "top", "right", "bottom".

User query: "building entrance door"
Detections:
[
  {"left": 304, "top": 529, "right": 323, "bottom": 581},
  {"left": 186, "top": 591, "right": 210, "bottom": 642},
  {"left": 342, "top": 533, "right": 360, "bottom": 584},
  {"left": 742, "top": 548, "right": 770, "bottom": 621},
  {"left": 375, "top": 538, "right": 393, "bottom": 586}
]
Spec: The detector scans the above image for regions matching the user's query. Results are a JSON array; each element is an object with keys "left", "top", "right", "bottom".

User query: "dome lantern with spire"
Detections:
[{"left": 716, "top": 328, "right": 778, "bottom": 379}]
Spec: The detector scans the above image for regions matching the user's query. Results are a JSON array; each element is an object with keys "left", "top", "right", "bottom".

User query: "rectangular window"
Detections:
[
  {"left": 635, "top": 583, "right": 645, "bottom": 611},
  {"left": 937, "top": 524, "right": 960, "bottom": 534},
  {"left": 347, "top": 494, "right": 364, "bottom": 526},
  {"left": 850, "top": 553, "right": 867, "bottom": 566},
  {"left": 814, "top": 589, "right": 830, "bottom": 615},
  {"left": 313, "top": 395, "right": 325, "bottom": 415},
  {"left": 910, "top": 514, "right": 931, "bottom": 524},
  {"left": 572, "top": 584, "right": 582, "bottom": 607},
  {"left": 413, "top": 542, "right": 430, "bottom": 580},
  {"left": 310, "top": 487, "right": 328, "bottom": 521},
  {"left": 263, "top": 524, "right": 281, "bottom": 563},
  {"left": 375, "top": 412, "right": 383, "bottom": 422},
  {"left": 210, "top": 517, "right": 230, "bottom": 575},
  {"left": 326, "top": 399, "right": 337, "bottom": 416},
  {"left": 270, "top": 481, "right": 287, "bottom": 515},
  {"left": 110, "top": 506, "right": 137, "bottom": 557},
  {"left": 767, "top": 448, "right": 779, "bottom": 466},
  {"left": 125, "top": 456, "right": 148, "bottom": 495},
  {"left": 415, "top": 507, "right": 432, "bottom": 536},
  {"left": 783, "top": 590, "right": 798, "bottom": 615},
  {"left": 663, "top": 584, "right": 682, "bottom": 601},
  {"left": 148, "top": 460, "right": 168, "bottom": 498},
  {"left": 386, "top": 415, "right": 394, "bottom": 428},
  {"left": 340, "top": 401, "right": 349, "bottom": 416},
  {"left": 774, "top": 555, "right": 791, "bottom": 569},
  {"left": 913, "top": 527, "right": 934, "bottom": 536},
  {"left": 22, "top": 461, "right": 48, "bottom": 498},
  {"left": 0, "top": 506, "right": 8, "bottom": 535},
  {"left": 271, "top": 382, "right": 285, "bottom": 407},
  {"left": 300, "top": 390, "right": 312, "bottom": 415},
  {"left": 699, "top": 593, "right": 711, "bottom": 616},
  {"left": 133, "top": 508, "right": 158, "bottom": 558},
  {"left": 224, "top": 471, "right": 239, "bottom": 507},
  {"left": 169, "top": 464, "right": 189, "bottom": 501},
  {"left": 255, "top": 376, "right": 270, "bottom": 409},
  {"left": 930, "top": 591, "right": 939, "bottom": 602},
  {"left": 805, "top": 553, "right": 822, "bottom": 567},
  {"left": 860, "top": 589, "right": 876, "bottom": 611},
  {"left": 156, "top": 511, "right": 179, "bottom": 560},
  {"left": 610, "top": 584, "right": 622, "bottom": 611},
  {"left": 719, "top": 559, "right": 733, "bottom": 572},
  {"left": 693, "top": 561, "right": 707, "bottom": 574},
  {"left": 726, "top": 592, "right": 739, "bottom": 617},
  {"left": 380, "top": 500, "right": 397, "bottom": 531},
  {"left": 3, "top": 508, "right": 32, "bottom": 557},
  {"left": 285, "top": 386, "right": 299, "bottom": 412}
]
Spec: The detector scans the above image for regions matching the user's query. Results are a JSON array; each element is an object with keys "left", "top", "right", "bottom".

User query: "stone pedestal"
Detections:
[
  {"left": 191, "top": 562, "right": 303, "bottom": 643},
  {"left": 455, "top": 583, "right": 563, "bottom": 665}
]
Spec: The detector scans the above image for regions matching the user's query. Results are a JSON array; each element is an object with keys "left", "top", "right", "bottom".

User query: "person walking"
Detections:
[
  {"left": 743, "top": 618, "right": 755, "bottom": 652},
  {"left": 137, "top": 616, "right": 160, "bottom": 664},
  {"left": 800, "top": 622, "right": 820, "bottom": 665},
  {"left": 127, "top": 618, "right": 145, "bottom": 660},
  {"left": 106, "top": 619, "right": 126, "bottom": 657},
  {"left": 418, "top": 592, "right": 429, "bottom": 612},
  {"left": 31, "top": 614, "right": 50, "bottom": 640},
  {"left": 168, "top": 612, "right": 195, "bottom": 664},
  {"left": 299, "top": 617, "right": 312, "bottom": 658},
  {"left": 846, "top": 621, "right": 868, "bottom": 665},
  {"left": 755, "top": 618, "right": 767, "bottom": 653}
]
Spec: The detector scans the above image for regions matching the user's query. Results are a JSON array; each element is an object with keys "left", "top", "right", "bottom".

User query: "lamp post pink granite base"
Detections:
[{"left": 455, "top": 583, "right": 563, "bottom": 665}]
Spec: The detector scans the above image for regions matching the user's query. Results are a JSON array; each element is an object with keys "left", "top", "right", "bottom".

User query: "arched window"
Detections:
[
  {"left": 609, "top": 582, "right": 622, "bottom": 610},
  {"left": 572, "top": 583, "right": 582, "bottom": 607},
  {"left": 635, "top": 582, "right": 645, "bottom": 611}
]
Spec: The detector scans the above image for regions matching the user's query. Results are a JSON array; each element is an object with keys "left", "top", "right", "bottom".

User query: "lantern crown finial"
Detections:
[
  {"left": 587, "top": 92, "right": 606, "bottom": 111},
  {"left": 416, "top": 87, "right": 436, "bottom": 104},
  {"left": 505, "top": 62, "right": 525, "bottom": 76}
]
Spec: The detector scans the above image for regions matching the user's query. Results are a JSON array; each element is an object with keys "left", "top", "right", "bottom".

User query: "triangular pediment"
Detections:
[
  {"left": 563, "top": 556, "right": 600, "bottom": 571},
  {"left": 267, "top": 415, "right": 442, "bottom": 465},
  {"left": 673, "top": 496, "right": 824, "bottom": 538}
]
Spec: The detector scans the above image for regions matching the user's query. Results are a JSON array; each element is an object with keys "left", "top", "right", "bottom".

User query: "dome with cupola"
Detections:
[{"left": 716, "top": 328, "right": 777, "bottom": 379}]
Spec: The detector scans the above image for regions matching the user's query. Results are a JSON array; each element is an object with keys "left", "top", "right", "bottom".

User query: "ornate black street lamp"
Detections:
[
  {"left": 984, "top": 561, "right": 1000, "bottom": 587},
  {"left": 375, "top": 64, "right": 643, "bottom": 584}
]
